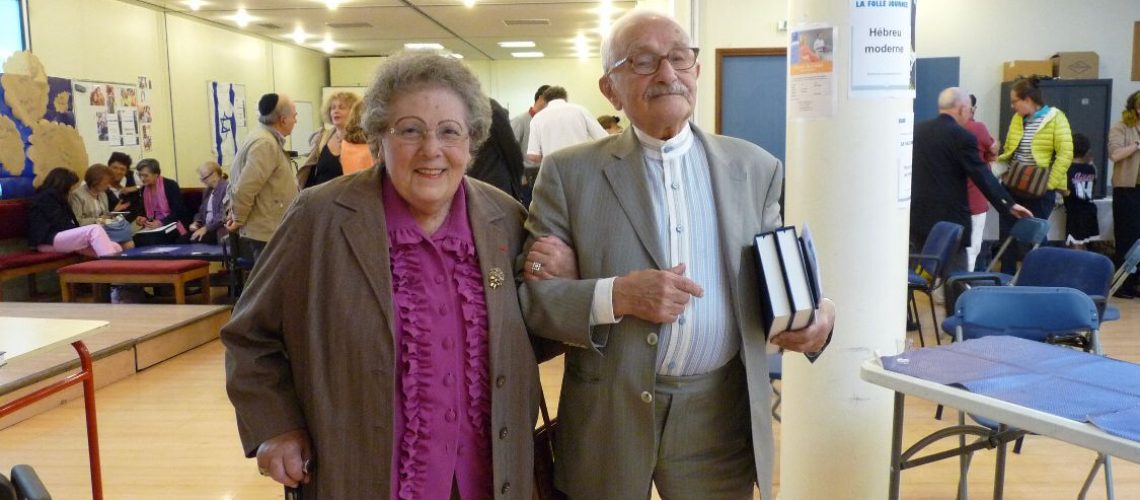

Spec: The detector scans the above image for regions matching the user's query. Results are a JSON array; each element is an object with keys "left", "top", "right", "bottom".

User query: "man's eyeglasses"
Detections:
[
  {"left": 606, "top": 47, "right": 700, "bottom": 76},
  {"left": 386, "top": 117, "right": 468, "bottom": 148}
]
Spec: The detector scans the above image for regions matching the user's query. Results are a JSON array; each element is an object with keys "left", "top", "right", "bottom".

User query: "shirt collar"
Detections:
[
  {"left": 633, "top": 122, "right": 694, "bottom": 161},
  {"left": 1031, "top": 105, "right": 1052, "bottom": 121},
  {"left": 265, "top": 124, "right": 286, "bottom": 146}
]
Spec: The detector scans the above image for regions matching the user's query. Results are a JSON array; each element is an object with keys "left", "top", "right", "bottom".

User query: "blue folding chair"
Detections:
[
  {"left": 1104, "top": 239, "right": 1140, "bottom": 321},
  {"left": 950, "top": 286, "right": 1112, "bottom": 500},
  {"left": 943, "top": 217, "right": 1049, "bottom": 315},
  {"left": 908, "top": 221, "right": 964, "bottom": 347}
]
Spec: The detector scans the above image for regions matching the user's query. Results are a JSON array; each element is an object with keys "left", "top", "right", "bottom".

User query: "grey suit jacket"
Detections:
[
  {"left": 519, "top": 124, "right": 784, "bottom": 499},
  {"left": 222, "top": 167, "right": 540, "bottom": 498}
]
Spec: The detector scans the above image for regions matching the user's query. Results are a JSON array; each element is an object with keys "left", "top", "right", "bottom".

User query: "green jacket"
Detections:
[{"left": 998, "top": 106, "right": 1073, "bottom": 192}]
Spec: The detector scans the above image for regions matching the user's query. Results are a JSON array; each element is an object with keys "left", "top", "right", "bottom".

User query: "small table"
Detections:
[
  {"left": 0, "top": 316, "right": 109, "bottom": 500},
  {"left": 861, "top": 339, "right": 1140, "bottom": 500}
]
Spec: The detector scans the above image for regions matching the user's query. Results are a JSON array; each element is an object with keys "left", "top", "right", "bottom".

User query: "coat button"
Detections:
[
  {"left": 640, "top": 391, "right": 653, "bottom": 403},
  {"left": 499, "top": 427, "right": 509, "bottom": 439},
  {"left": 646, "top": 333, "right": 658, "bottom": 345},
  {"left": 501, "top": 482, "right": 511, "bottom": 494},
  {"left": 495, "top": 376, "right": 506, "bottom": 388}
]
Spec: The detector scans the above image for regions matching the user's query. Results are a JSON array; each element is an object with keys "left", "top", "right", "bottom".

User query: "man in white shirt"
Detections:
[{"left": 526, "top": 86, "right": 608, "bottom": 165}]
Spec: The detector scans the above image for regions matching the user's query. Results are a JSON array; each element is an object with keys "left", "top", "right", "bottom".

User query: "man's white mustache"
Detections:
[{"left": 645, "top": 83, "right": 689, "bottom": 98}]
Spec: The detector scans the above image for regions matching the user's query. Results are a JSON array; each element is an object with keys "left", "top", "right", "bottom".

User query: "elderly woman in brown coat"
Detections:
[{"left": 222, "top": 52, "right": 543, "bottom": 498}]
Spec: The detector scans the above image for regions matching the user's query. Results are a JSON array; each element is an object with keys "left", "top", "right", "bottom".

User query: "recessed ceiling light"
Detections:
[
  {"left": 289, "top": 26, "right": 309, "bottom": 45},
  {"left": 319, "top": 34, "right": 339, "bottom": 54},
  {"left": 511, "top": 51, "right": 544, "bottom": 58},
  {"left": 405, "top": 43, "right": 444, "bottom": 51},
  {"left": 231, "top": 8, "right": 253, "bottom": 28},
  {"left": 498, "top": 41, "right": 535, "bottom": 48},
  {"left": 449, "top": 53, "right": 464, "bottom": 59},
  {"left": 185, "top": 0, "right": 205, "bottom": 11},
  {"left": 463, "top": 0, "right": 476, "bottom": 7},
  {"left": 575, "top": 33, "right": 589, "bottom": 60},
  {"left": 323, "top": 0, "right": 341, "bottom": 10},
  {"left": 597, "top": 0, "right": 613, "bottom": 36}
]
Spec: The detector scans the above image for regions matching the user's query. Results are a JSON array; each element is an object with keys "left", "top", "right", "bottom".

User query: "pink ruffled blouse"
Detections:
[{"left": 382, "top": 174, "right": 492, "bottom": 500}]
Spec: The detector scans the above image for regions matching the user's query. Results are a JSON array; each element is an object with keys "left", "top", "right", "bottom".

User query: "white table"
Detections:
[
  {"left": 0, "top": 316, "right": 109, "bottom": 500},
  {"left": 861, "top": 358, "right": 1140, "bottom": 500}
]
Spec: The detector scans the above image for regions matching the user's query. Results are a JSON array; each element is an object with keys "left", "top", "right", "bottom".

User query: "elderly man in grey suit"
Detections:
[{"left": 520, "top": 9, "right": 836, "bottom": 500}]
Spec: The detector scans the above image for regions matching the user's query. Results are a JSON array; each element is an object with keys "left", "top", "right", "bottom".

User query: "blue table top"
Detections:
[
  {"left": 113, "top": 244, "right": 226, "bottom": 261},
  {"left": 882, "top": 336, "right": 1140, "bottom": 443}
]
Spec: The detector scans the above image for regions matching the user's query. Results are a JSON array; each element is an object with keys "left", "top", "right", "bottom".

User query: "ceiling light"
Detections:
[
  {"left": 289, "top": 26, "right": 309, "bottom": 45},
  {"left": 511, "top": 51, "right": 544, "bottom": 58},
  {"left": 405, "top": 42, "right": 444, "bottom": 51},
  {"left": 598, "top": 0, "right": 613, "bottom": 36},
  {"left": 463, "top": 0, "right": 476, "bottom": 7},
  {"left": 498, "top": 41, "right": 535, "bottom": 48},
  {"left": 448, "top": 53, "right": 464, "bottom": 59},
  {"left": 231, "top": 8, "right": 253, "bottom": 28},
  {"left": 319, "top": 34, "right": 339, "bottom": 54},
  {"left": 575, "top": 33, "right": 589, "bottom": 60},
  {"left": 323, "top": 0, "right": 341, "bottom": 10},
  {"left": 186, "top": 0, "right": 204, "bottom": 11}
]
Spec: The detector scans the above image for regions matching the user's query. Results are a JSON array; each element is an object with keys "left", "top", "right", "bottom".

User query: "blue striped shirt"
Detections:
[{"left": 635, "top": 125, "right": 739, "bottom": 376}]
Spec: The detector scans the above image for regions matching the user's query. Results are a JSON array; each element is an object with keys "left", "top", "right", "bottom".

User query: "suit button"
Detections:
[
  {"left": 496, "top": 376, "right": 506, "bottom": 387},
  {"left": 646, "top": 333, "right": 658, "bottom": 345},
  {"left": 501, "top": 482, "right": 511, "bottom": 494},
  {"left": 640, "top": 391, "right": 653, "bottom": 403},
  {"left": 499, "top": 427, "right": 509, "bottom": 439}
]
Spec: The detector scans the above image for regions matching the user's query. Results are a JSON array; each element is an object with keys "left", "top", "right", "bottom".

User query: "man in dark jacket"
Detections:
[
  {"left": 468, "top": 98, "right": 526, "bottom": 203},
  {"left": 910, "top": 87, "right": 1032, "bottom": 270}
]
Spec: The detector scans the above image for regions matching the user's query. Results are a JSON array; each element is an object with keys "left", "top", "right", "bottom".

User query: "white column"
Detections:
[{"left": 778, "top": 0, "right": 913, "bottom": 498}]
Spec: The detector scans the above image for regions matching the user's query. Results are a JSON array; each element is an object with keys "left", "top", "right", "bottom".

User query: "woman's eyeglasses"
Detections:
[{"left": 386, "top": 117, "right": 468, "bottom": 148}]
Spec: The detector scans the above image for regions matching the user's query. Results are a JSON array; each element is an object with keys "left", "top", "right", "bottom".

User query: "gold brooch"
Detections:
[{"left": 488, "top": 267, "right": 505, "bottom": 289}]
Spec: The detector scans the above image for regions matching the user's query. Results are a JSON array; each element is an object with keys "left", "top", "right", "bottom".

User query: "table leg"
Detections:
[
  {"left": 889, "top": 391, "right": 904, "bottom": 500},
  {"left": 72, "top": 341, "right": 103, "bottom": 500},
  {"left": 994, "top": 424, "right": 1007, "bottom": 500}
]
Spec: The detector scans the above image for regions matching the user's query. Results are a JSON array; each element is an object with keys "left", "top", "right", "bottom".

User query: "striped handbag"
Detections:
[{"left": 1001, "top": 159, "right": 1051, "bottom": 199}]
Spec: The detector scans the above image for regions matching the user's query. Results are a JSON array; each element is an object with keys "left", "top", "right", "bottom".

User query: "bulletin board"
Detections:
[{"left": 70, "top": 78, "right": 150, "bottom": 169}]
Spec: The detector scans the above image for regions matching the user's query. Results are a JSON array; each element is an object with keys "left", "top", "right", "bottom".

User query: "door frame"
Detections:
[{"left": 715, "top": 47, "right": 787, "bottom": 135}]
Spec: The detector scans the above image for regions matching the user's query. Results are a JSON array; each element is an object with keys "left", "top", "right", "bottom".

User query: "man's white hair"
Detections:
[
  {"left": 937, "top": 87, "right": 969, "bottom": 111},
  {"left": 600, "top": 9, "right": 692, "bottom": 73}
]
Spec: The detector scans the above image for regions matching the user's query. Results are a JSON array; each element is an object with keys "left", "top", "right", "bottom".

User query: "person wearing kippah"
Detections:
[{"left": 225, "top": 93, "right": 299, "bottom": 262}]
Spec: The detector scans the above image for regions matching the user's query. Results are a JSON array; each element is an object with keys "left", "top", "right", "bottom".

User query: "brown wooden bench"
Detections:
[
  {"left": 58, "top": 259, "right": 211, "bottom": 304},
  {"left": 0, "top": 199, "right": 84, "bottom": 301}
]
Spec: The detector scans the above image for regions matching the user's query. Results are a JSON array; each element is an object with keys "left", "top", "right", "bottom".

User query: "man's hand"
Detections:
[
  {"left": 612, "top": 264, "right": 704, "bottom": 324},
  {"left": 190, "top": 227, "right": 208, "bottom": 242},
  {"left": 770, "top": 298, "right": 835, "bottom": 353},
  {"left": 1009, "top": 204, "right": 1033, "bottom": 219},
  {"left": 113, "top": 200, "right": 130, "bottom": 212},
  {"left": 225, "top": 219, "right": 243, "bottom": 232},
  {"left": 256, "top": 428, "right": 312, "bottom": 488},
  {"left": 524, "top": 235, "right": 578, "bottom": 281},
  {"left": 143, "top": 218, "right": 162, "bottom": 229}
]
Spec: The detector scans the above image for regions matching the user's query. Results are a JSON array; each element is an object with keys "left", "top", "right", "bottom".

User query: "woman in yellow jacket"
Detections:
[{"left": 997, "top": 77, "right": 1073, "bottom": 273}]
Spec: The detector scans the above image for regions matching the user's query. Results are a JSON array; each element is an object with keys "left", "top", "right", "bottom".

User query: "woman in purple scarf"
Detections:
[{"left": 133, "top": 158, "right": 188, "bottom": 245}]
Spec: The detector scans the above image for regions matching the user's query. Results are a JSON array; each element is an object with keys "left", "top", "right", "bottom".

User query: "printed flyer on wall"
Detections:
[{"left": 789, "top": 25, "right": 837, "bottom": 120}]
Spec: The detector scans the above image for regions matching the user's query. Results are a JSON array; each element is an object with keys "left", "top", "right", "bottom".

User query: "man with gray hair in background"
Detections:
[
  {"left": 910, "top": 86, "right": 1032, "bottom": 270},
  {"left": 519, "top": 9, "right": 834, "bottom": 499},
  {"left": 226, "top": 93, "right": 299, "bottom": 262}
]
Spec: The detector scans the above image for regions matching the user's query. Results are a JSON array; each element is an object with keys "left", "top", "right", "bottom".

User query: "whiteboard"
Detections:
[{"left": 291, "top": 100, "right": 316, "bottom": 155}]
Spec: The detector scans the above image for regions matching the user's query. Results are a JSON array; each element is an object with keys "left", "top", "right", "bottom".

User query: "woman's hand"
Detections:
[
  {"left": 256, "top": 428, "right": 312, "bottom": 488},
  {"left": 189, "top": 227, "right": 208, "bottom": 241},
  {"left": 113, "top": 200, "right": 130, "bottom": 212},
  {"left": 524, "top": 235, "right": 578, "bottom": 281}
]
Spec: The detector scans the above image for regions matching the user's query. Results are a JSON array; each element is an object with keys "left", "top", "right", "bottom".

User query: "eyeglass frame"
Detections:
[
  {"left": 384, "top": 116, "right": 470, "bottom": 148},
  {"left": 604, "top": 47, "right": 701, "bottom": 77},
  {"left": 199, "top": 171, "right": 217, "bottom": 183}
]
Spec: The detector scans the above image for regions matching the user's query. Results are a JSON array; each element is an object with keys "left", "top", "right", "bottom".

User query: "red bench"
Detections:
[
  {"left": 58, "top": 259, "right": 211, "bottom": 304},
  {"left": 0, "top": 199, "right": 84, "bottom": 300}
]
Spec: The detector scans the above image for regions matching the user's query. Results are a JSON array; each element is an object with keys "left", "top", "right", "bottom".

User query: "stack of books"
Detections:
[{"left": 754, "top": 225, "right": 823, "bottom": 337}]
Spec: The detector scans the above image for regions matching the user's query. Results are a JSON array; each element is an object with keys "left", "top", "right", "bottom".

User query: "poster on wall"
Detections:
[
  {"left": 789, "top": 25, "right": 837, "bottom": 120},
  {"left": 849, "top": 0, "right": 915, "bottom": 98},
  {"left": 0, "top": 52, "right": 85, "bottom": 199},
  {"left": 897, "top": 113, "right": 913, "bottom": 206},
  {"left": 72, "top": 79, "right": 144, "bottom": 165},
  {"left": 208, "top": 81, "right": 247, "bottom": 167},
  {"left": 137, "top": 76, "right": 153, "bottom": 151}
]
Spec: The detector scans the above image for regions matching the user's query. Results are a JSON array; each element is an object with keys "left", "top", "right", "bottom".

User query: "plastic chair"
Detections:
[
  {"left": 942, "top": 247, "right": 1115, "bottom": 345},
  {"left": 943, "top": 217, "right": 1049, "bottom": 313},
  {"left": 1104, "top": 240, "right": 1140, "bottom": 321},
  {"left": 908, "top": 221, "right": 964, "bottom": 347},
  {"left": 951, "top": 286, "right": 1112, "bottom": 500},
  {"left": 0, "top": 465, "right": 51, "bottom": 500}
]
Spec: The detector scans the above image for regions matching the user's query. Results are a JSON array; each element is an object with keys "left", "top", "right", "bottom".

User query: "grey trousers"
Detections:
[{"left": 652, "top": 358, "right": 755, "bottom": 500}]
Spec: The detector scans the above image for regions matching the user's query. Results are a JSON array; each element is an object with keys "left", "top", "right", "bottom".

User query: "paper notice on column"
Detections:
[
  {"left": 849, "top": 0, "right": 915, "bottom": 99},
  {"left": 897, "top": 113, "right": 913, "bottom": 206},
  {"left": 789, "top": 25, "right": 837, "bottom": 120}
]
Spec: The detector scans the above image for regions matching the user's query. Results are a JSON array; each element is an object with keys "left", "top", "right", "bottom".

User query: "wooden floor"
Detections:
[{"left": 0, "top": 296, "right": 1137, "bottom": 498}]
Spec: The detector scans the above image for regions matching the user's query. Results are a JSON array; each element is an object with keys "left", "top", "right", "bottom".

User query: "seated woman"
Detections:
[
  {"left": 181, "top": 161, "right": 229, "bottom": 244},
  {"left": 106, "top": 151, "right": 140, "bottom": 220},
  {"left": 340, "top": 100, "right": 375, "bottom": 175},
  {"left": 28, "top": 168, "right": 122, "bottom": 257},
  {"left": 69, "top": 163, "right": 135, "bottom": 249},
  {"left": 300, "top": 91, "right": 361, "bottom": 188},
  {"left": 134, "top": 158, "right": 189, "bottom": 246}
]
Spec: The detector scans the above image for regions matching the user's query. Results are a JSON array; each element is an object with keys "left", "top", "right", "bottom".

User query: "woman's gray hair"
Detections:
[
  {"left": 601, "top": 9, "right": 692, "bottom": 73},
  {"left": 362, "top": 52, "right": 491, "bottom": 155}
]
